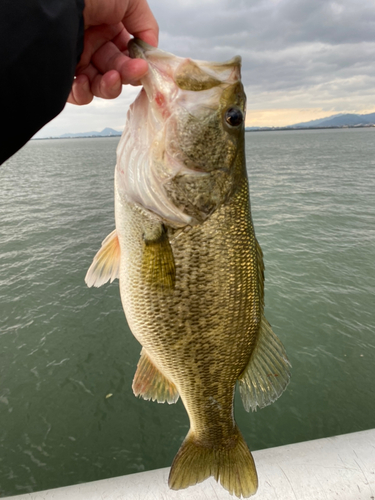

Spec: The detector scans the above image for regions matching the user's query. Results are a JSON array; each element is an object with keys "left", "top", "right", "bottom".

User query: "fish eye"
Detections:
[{"left": 225, "top": 107, "right": 243, "bottom": 127}]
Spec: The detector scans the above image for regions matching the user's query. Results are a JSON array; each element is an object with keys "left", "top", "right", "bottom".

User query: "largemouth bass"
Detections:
[{"left": 86, "top": 39, "right": 291, "bottom": 498}]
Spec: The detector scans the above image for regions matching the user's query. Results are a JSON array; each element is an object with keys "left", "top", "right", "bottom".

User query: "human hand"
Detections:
[{"left": 68, "top": 0, "right": 158, "bottom": 105}]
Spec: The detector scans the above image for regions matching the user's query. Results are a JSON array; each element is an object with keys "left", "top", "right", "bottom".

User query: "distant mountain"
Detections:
[
  {"left": 288, "top": 112, "right": 375, "bottom": 129},
  {"left": 286, "top": 114, "right": 344, "bottom": 128},
  {"left": 59, "top": 127, "right": 122, "bottom": 138},
  {"left": 246, "top": 112, "right": 375, "bottom": 131}
]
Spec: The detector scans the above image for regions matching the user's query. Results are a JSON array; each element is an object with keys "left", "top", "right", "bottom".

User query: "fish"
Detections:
[{"left": 85, "top": 39, "right": 291, "bottom": 498}]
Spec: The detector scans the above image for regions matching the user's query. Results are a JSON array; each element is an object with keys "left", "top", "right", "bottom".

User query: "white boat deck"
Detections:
[{"left": 4, "top": 429, "right": 375, "bottom": 500}]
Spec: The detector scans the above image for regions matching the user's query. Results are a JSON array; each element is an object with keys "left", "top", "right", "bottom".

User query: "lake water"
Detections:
[{"left": 1, "top": 129, "right": 374, "bottom": 496}]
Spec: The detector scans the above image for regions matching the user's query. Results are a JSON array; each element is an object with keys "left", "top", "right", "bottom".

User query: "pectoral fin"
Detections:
[
  {"left": 133, "top": 349, "right": 179, "bottom": 404},
  {"left": 85, "top": 229, "right": 120, "bottom": 287},
  {"left": 238, "top": 316, "right": 291, "bottom": 412},
  {"left": 142, "top": 224, "right": 176, "bottom": 291}
]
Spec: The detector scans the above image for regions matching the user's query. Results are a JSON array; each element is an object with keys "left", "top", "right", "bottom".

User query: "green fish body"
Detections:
[{"left": 86, "top": 40, "right": 290, "bottom": 498}]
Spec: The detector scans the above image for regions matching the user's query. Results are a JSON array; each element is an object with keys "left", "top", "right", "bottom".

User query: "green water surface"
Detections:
[{"left": 0, "top": 129, "right": 374, "bottom": 496}]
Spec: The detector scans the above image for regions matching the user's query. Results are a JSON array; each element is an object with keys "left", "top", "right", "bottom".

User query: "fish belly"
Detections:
[{"left": 116, "top": 177, "right": 260, "bottom": 428}]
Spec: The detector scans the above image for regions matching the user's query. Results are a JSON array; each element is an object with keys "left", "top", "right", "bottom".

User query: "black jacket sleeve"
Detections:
[{"left": 0, "top": 0, "right": 85, "bottom": 165}]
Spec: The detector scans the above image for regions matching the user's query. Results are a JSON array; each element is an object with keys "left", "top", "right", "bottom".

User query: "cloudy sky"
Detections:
[{"left": 36, "top": 0, "right": 375, "bottom": 137}]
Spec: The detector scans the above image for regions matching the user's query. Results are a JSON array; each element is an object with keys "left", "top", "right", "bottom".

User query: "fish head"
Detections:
[{"left": 116, "top": 39, "right": 246, "bottom": 227}]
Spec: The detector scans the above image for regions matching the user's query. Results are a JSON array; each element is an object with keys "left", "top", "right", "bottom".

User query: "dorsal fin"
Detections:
[{"left": 85, "top": 229, "right": 120, "bottom": 288}]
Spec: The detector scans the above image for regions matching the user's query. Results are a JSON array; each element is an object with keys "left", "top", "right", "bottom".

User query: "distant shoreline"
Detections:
[
  {"left": 32, "top": 135, "right": 122, "bottom": 141},
  {"left": 32, "top": 124, "right": 375, "bottom": 141},
  {"left": 245, "top": 124, "right": 375, "bottom": 132}
]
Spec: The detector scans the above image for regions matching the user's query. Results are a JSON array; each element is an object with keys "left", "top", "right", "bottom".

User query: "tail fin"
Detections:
[{"left": 168, "top": 429, "right": 258, "bottom": 498}]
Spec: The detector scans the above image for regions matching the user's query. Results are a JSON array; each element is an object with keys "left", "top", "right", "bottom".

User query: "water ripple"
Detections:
[{"left": 1, "top": 131, "right": 374, "bottom": 496}]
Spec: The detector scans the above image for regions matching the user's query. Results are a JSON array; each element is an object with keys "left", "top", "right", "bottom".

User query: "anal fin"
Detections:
[
  {"left": 238, "top": 315, "right": 291, "bottom": 412},
  {"left": 132, "top": 349, "right": 179, "bottom": 404},
  {"left": 85, "top": 229, "right": 120, "bottom": 287}
]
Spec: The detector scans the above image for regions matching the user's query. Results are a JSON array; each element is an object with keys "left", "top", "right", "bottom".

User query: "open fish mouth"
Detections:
[
  {"left": 128, "top": 38, "right": 242, "bottom": 79},
  {"left": 128, "top": 38, "right": 242, "bottom": 106}
]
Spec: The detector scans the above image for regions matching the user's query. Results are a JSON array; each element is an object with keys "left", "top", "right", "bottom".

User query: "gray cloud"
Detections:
[
  {"left": 39, "top": 0, "right": 375, "bottom": 135},
  {"left": 153, "top": 0, "right": 375, "bottom": 94},
  {"left": 154, "top": 0, "right": 375, "bottom": 48}
]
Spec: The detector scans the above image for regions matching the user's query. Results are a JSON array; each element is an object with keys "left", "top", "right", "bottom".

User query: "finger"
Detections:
[
  {"left": 119, "top": 57, "right": 148, "bottom": 85},
  {"left": 76, "top": 61, "right": 99, "bottom": 82},
  {"left": 67, "top": 74, "right": 93, "bottom": 105},
  {"left": 112, "top": 26, "right": 131, "bottom": 52},
  {"left": 92, "top": 41, "right": 148, "bottom": 85},
  {"left": 122, "top": 0, "right": 159, "bottom": 47},
  {"left": 90, "top": 70, "right": 123, "bottom": 99},
  {"left": 77, "top": 24, "right": 125, "bottom": 71},
  {"left": 83, "top": 0, "right": 128, "bottom": 27},
  {"left": 75, "top": 59, "right": 124, "bottom": 97}
]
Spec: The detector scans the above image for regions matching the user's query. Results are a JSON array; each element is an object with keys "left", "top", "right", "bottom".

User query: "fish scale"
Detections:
[
  {"left": 85, "top": 39, "right": 291, "bottom": 498},
  {"left": 116, "top": 175, "right": 260, "bottom": 485}
]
